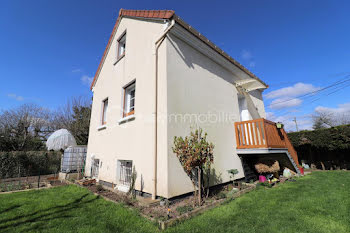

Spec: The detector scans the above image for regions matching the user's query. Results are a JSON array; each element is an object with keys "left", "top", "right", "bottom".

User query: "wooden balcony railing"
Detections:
[{"left": 234, "top": 118, "right": 299, "bottom": 166}]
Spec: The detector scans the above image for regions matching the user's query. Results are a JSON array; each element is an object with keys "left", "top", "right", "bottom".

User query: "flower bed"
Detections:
[{"left": 75, "top": 180, "right": 257, "bottom": 229}]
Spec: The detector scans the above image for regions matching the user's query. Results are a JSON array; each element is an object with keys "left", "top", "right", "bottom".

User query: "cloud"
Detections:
[
  {"left": 249, "top": 61, "right": 255, "bottom": 68},
  {"left": 314, "top": 102, "right": 350, "bottom": 125},
  {"left": 269, "top": 97, "right": 302, "bottom": 109},
  {"left": 315, "top": 102, "right": 350, "bottom": 114},
  {"left": 241, "top": 49, "right": 256, "bottom": 68},
  {"left": 266, "top": 112, "right": 313, "bottom": 132},
  {"left": 81, "top": 75, "right": 93, "bottom": 86},
  {"left": 72, "top": 69, "right": 82, "bottom": 73},
  {"left": 265, "top": 82, "right": 320, "bottom": 99},
  {"left": 241, "top": 49, "right": 252, "bottom": 60},
  {"left": 7, "top": 93, "right": 24, "bottom": 101}
]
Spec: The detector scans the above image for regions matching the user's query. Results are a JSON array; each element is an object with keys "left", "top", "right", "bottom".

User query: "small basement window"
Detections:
[
  {"left": 101, "top": 98, "right": 108, "bottom": 125},
  {"left": 123, "top": 81, "right": 135, "bottom": 117},
  {"left": 117, "top": 32, "right": 126, "bottom": 59},
  {"left": 118, "top": 160, "right": 132, "bottom": 186},
  {"left": 91, "top": 159, "right": 100, "bottom": 179}
]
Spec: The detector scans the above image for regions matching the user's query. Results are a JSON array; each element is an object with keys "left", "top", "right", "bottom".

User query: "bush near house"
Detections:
[
  {"left": 0, "top": 151, "right": 61, "bottom": 179},
  {"left": 288, "top": 124, "right": 350, "bottom": 169}
]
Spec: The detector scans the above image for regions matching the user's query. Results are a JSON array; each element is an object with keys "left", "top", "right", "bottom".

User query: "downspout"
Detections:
[{"left": 152, "top": 19, "right": 175, "bottom": 200}]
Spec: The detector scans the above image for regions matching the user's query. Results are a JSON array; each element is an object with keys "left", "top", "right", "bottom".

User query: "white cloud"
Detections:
[
  {"left": 315, "top": 102, "right": 350, "bottom": 114},
  {"left": 241, "top": 49, "right": 252, "bottom": 60},
  {"left": 314, "top": 102, "right": 350, "bottom": 125},
  {"left": 266, "top": 112, "right": 313, "bottom": 132},
  {"left": 249, "top": 61, "right": 255, "bottom": 68},
  {"left": 7, "top": 93, "right": 24, "bottom": 101},
  {"left": 72, "top": 69, "right": 82, "bottom": 73},
  {"left": 240, "top": 49, "right": 256, "bottom": 68},
  {"left": 81, "top": 75, "right": 93, "bottom": 86},
  {"left": 269, "top": 97, "right": 302, "bottom": 109},
  {"left": 265, "top": 82, "right": 320, "bottom": 99}
]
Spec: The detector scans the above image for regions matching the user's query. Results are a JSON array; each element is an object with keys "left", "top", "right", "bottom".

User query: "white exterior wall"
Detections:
[
  {"left": 86, "top": 17, "right": 169, "bottom": 197},
  {"left": 166, "top": 34, "right": 266, "bottom": 197},
  {"left": 86, "top": 17, "right": 266, "bottom": 199}
]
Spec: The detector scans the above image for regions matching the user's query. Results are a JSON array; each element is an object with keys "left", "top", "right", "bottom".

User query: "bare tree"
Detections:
[
  {"left": 0, "top": 104, "right": 51, "bottom": 151},
  {"left": 312, "top": 109, "right": 350, "bottom": 129},
  {"left": 52, "top": 96, "right": 91, "bottom": 145}
]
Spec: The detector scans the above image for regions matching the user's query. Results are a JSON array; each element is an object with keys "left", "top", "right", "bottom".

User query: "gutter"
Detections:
[{"left": 152, "top": 19, "right": 175, "bottom": 200}]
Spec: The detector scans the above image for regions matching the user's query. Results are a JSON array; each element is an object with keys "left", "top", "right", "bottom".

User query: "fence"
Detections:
[{"left": 0, "top": 151, "right": 61, "bottom": 179}]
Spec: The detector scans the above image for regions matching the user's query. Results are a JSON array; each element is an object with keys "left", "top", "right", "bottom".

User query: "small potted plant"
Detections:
[
  {"left": 160, "top": 197, "right": 166, "bottom": 206},
  {"left": 276, "top": 122, "right": 284, "bottom": 129},
  {"left": 227, "top": 169, "right": 239, "bottom": 190}
]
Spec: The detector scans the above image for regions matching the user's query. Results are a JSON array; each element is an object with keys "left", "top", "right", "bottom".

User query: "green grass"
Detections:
[
  {"left": 0, "top": 171, "right": 349, "bottom": 232},
  {"left": 0, "top": 185, "right": 156, "bottom": 233}
]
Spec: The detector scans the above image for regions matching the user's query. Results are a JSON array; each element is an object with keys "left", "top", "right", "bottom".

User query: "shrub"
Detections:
[
  {"left": 215, "top": 192, "right": 227, "bottom": 200},
  {"left": 288, "top": 124, "right": 350, "bottom": 150},
  {"left": 288, "top": 125, "right": 350, "bottom": 169},
  {"left": 96, "top": 184, "right": 104, "bottom": 192},
  {"left": 0, "top": 151, "right": 61, "bottom": 179},
  {"left": 176, "top": 205, "right": 194, "bottom": 215}
]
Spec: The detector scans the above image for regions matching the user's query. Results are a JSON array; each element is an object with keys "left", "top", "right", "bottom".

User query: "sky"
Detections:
[{"left": 1, "top": 0, "right": 350, "bottom": 131}]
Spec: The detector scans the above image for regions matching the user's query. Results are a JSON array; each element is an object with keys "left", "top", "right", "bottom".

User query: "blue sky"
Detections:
[{"left": 1, "top": 0, "right": 350, "bottom": 131}]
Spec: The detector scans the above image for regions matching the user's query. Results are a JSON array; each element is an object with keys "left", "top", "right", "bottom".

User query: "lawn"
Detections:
[{"left": 0, "top": 171, "right": 349, "bottom": 233}]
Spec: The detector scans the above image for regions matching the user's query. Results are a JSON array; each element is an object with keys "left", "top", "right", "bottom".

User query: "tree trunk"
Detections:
[
  {"left": 198, "top": 167, "right": 201, "bottom": 205},
  {"left": 206, "top": 168, "right": 210, "bottom": 198},
  {"left": 192, "top": 181, "right": 197, "bottom": 207}
]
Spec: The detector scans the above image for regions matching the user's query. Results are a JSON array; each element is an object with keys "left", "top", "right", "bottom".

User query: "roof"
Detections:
[{"left": 90, "top": 9, "right": 268, "bottom": 90}]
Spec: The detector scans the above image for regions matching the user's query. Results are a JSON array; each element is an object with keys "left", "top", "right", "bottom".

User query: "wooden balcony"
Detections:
[{"left": 234, "top": 118, "right": 299, "bottom": 166}]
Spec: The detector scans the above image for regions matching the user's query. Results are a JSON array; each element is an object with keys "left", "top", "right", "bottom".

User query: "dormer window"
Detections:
[
  {"left": 123, "top": 81, "right": 135, "bottom": 117},
  {"left": 117, "top": 32, "right": 126, "bottom": 59}
]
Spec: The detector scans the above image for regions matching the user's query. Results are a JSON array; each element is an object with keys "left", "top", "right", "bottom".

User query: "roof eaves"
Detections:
[
  {"left": 90, "top": 10, "right": 268, "bottom": 90},
  {"left": 90, "top": 9, "right": 175, "bottom": 90},
  {"left": 172, "top": 14, "right": 268, "bottom": 88}
]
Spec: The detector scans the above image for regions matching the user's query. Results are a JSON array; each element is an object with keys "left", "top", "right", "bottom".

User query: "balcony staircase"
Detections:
[{"left": 235, "top": 118, "right": 301, "bottom": 175}]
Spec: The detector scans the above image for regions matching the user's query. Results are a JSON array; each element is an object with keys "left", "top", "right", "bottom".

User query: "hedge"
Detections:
[
  {"left": 288, "top": 124, "right": 350, "bottom": 169},
  {"left": 0, "top": 151, "right": 61, "bottom": 179}
]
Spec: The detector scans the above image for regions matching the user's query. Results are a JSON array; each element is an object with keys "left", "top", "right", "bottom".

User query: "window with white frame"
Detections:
[
  {"left": 117, "top": 32, "right": 126, "bottom": 59},
  {"left": 123, "top": 81, "right": 135, "bottom": 117},
  {"left": 101, "top": 98, "right": 108, "bottom": 125}
]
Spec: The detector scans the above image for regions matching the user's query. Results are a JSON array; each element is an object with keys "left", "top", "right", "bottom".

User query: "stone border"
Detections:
[
  {"left": 158, "top": 184, "right": 257, "bottom": 230},
  {"left": 0, "top": 184, "right": 53, "bottom": 195},
  {"left": 70, "top": 180, "right": 258, "bottom": 230},
  {"left": 70, "top": 177, "right": 302, "bottom": 230}
]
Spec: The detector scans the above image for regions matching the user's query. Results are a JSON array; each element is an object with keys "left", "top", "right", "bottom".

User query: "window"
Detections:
[
  {"left": 118, "top": 160, "right": 132, "bottom": 186},
  {"left": 91, "top": 159, "right": 100, "bottom": 178},
  {"left": 102, "top": 98, "right": 108, "bottom": 125},
  {"left": 123, "top": 81, "right": 135, "bottom": 117},
  {"left": 117, "top": 32, "right": 126, "bottom": 59}
]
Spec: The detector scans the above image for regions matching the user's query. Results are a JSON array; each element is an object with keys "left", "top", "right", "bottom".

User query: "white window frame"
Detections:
[
  {"left": 117, "top": 32, "right": 126, "bottom": 59},
  {"left": 123, "top": 81, "right": 135, "bottom": 117},
  {"left": 101, "top": 98, "right": 108, "bottom": 125}
]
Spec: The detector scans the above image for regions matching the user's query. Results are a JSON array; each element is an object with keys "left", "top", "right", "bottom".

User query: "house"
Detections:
[{"left": 86, "top": 9, "right": 300, "bottom": 199}]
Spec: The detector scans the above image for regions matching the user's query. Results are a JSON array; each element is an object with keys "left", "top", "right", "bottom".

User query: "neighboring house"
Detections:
[{"left": 86, "top": 9, "right": 300, "bottom": 199}]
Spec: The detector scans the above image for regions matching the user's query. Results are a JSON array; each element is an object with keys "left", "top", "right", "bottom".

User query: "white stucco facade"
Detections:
[{"left": 86, "top": 15, "right": 267, "bottom": 198}]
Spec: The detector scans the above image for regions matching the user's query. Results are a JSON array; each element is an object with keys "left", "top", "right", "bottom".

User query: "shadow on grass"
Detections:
[
  {"left": 0, "top": 193, "right": 99, "bottom": 231},
  {"left": 0, "top": 205, "right": 21, "bottom": 215}
]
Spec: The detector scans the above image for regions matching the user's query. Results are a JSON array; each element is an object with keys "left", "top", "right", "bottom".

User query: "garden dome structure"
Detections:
[{"left": 46, "top": 129, "right": 77, "bottom": 151}]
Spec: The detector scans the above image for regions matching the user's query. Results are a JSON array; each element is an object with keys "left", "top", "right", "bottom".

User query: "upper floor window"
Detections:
[
  {"left": 123, "top": 81, "right": 135, "bottom": 117},
  {"left": 102, "top": 98, "right": 108, "bottom": 125},
  {"left": 117, "top": 32, "right": 126, "bottom": 59}
]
